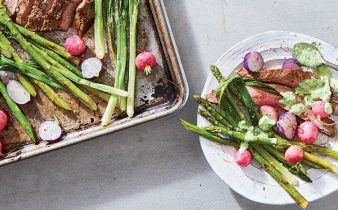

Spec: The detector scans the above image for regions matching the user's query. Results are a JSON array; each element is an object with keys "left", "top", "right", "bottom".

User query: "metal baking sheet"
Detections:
[{"left": 0, "top": 0, "right": 188, "bottom": 166}]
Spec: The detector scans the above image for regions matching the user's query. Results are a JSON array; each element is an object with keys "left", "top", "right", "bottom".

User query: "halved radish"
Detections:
[
  {"left": 39, "top": 121, "right": 62, "bottom": 142},
  {"left": 6, "top": 80, "right": 30, "bottom": 104},
  {"left": 81, "top": 57, "right": 103, "bottom": 79}
]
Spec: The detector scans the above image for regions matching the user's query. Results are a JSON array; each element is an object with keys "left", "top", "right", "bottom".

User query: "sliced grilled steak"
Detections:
[
  {"left": 3, "top": 0, "right": 19, "bottom": 16},
  {"left": 24, "top": 0, "right": 49, "bottom": 30},
  {"left": 16, "top": 0, "right": 36, "bottom": 26},
  {"left": 58, "top": 0, "right": 82, "bottom": 31},
  {"left": 74, "top": 0, "right": 94, "bottom": 36},
  {"left": 236, "top": 68, "right": 317, "bottom": 88},
  {"left": 41, "top": 0, "right": 67, "bottom": 31}
]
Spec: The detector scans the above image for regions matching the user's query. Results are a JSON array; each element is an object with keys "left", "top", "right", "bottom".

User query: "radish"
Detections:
[
  {"left": 136, "top": 52, "right": 157, "bottom": 75},
  {"left": 312, "top": 101, "right": 332, "bottom": 118},
  {"left": 277, "top": 112, "right": 297, "bottom": 140},
  {"left": 7, "top": 80, "right": 30, "bottom": 104},
  {"left": 234, "top": 149, "right": 252, "bottom": 167},
  {"left": 64, "top": 35, "right": 86, "bottom": 56},
  {"left": 259, "top": 105, "right": 278, "bottom": 121},
  {"left": 81, "top": 57, "right": 103, "bottom": 79},
  {"left": 0, "top": 110, "right": 8, "bottom": 132},
  {"left": 282, "top": 58, "right": 300, "bottom": 70},
  {"left": 39, "top": 120, "right": 62, "bottom": 142},
  {"left": 297, "top": 121, "right": 319, "bottom": 144},
  {"left": 243, "top": 51, "right": 264, "bottom": 72},
  {"left": 285, "top": 145, "right": 304, "bottom": 163}
]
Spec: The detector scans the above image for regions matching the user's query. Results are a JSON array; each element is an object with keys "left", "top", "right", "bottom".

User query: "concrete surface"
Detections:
[{"left": 1, "top": 0, "right": 338, "bottom": 209}]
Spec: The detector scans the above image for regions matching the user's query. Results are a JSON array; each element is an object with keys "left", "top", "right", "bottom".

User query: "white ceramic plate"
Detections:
[{"left": 198, "top": 31, "right": 338, "bottom": 205}]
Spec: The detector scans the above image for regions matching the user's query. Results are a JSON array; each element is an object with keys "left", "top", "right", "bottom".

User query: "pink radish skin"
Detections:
[
  {"left": 297, "top": 121, "right": 319, "bottom": 144},
  {"left": 64, "top": 35, "right": 86, "bottom": 56},
  {"left": 0, "top": 110, "right": 8, "bottom": 132},
  {"left": 277, "top": 112, "right": 297, "bottom": 140},
  {"left": 259, "top": 105, "right": 278, "bottom": 121},
  {"left": 136, "top": 52, "right": 157, "bottom": 75},
  {"left": 285, "top": 145, "right": 304, "bottom": 163},
  {"left": 312, "top": 101, "right": 330, "bottom": 118},
  {"left": 234, "top": 149, "right": 252, "bottom": 167},
  {"left": 282, "top": 58, "right": 300, "bottom": 70},
  {"left": 243, "top": 51, "right": 264, "bottom": 72}
]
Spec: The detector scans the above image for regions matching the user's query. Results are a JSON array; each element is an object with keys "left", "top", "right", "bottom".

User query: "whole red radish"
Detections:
[
  {"left": 0, "top": 110, "right": 8, "bottom": 132},
  {"left": 136, "top": 52, "right": 157, "bottom": 75},
  {"left": 285, "top": 145, "right": 304, "bottom": 163},
  {"left": 312, "top": 101, "right": 331, "bottom": 119},
  {"left": 64, "top": 35, "right": 86, "bottom": 56},
  {"left": 297, "top": 121, "right": 319, "bottom": 144},
  {"left": 234, "top": 149, "right": 252, "bottom": 167}
]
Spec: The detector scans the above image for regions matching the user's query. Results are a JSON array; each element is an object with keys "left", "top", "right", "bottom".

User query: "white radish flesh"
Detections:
[
  {"left": 6, "top": 80, "right": 30, "bottom": 104},
  {"left": 81, "top": 57, "right": 103, "bottom": 79},
  {"left": 39, "top": 121, "right": 62, "bottom": 142}
]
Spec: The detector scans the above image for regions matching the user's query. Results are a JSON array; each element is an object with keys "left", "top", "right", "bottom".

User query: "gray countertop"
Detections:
[{"left": 1, "top": 0, "right": 338, "bottom": 209}]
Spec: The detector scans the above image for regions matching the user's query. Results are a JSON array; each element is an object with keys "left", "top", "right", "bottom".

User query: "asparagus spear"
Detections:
[
  {"left": 302, "top": 159, "right": 324, "bottom": 169},
  {"left": 32, "top": 41, "right": 83, "bottom": 77},
  {"left": 205, "top": 125, "right": 290, "bottom": 146},
  {"left": 194, "top": 96, "right": 233, "bottom": 128},
  {"left": 0, "top": 31, "right": 72, "bottom": 110},
  {"left": 0, "top": 56, "right": 65, "bottom": 90},
  {"left": 0, "top": 31, "right": 37, "bottom": 96},
  {"left": 94, "top": 0, "right": 106, "bottom": 59},
  {"left": 14, "top": 24, "right": 80, "bottom": 65},
  {"left": 0, "top": 14, "right": 98, "bottom": 111},
  {"left": 30, "top": 42, "right": 128, "bottom": 97},
  {"left": 262, "top": 145, "right": 311, "bottom": 181},
  {"left": 253, "top": 144, "right": 299, "bottom": 186},
  {"left": 249, "top": 146, "right": 308, "bottom": 209},
  {"left": 303, "top": 152, "right": 338, "bottom": 174},
  {"left": 0, "top": 40, "right": 11, "bottom": 58},
  {"left": 210, "top": 65, "right": 224, "bottom": 83},
  {"left": 230, "top": 78, "right": 260, "bottom": 125},
  {"left": 0, "top": 80, "right": 36, "bottom": 141},
  {"left": 0, "top": 32, "right": 71, "bottom": 111},
  {"left": 81, "top": 85, "right": 111, "bottom": 102},
  {"left": 33, "top": 80, "right": 72, "bottom": 110},
  {"left": 101, "top": 0, "right": 128, "bottom": 126},
  {"left": 181, "top": 119, "right": 308, "bottom": 209},
  {"left": 126, "top": 0, "right": 139, "bottom": 117}
]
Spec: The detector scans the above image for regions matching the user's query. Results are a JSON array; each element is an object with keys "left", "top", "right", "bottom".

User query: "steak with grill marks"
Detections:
[{"left": 4, "top": 0, "right": 84, "bottom": 31}]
